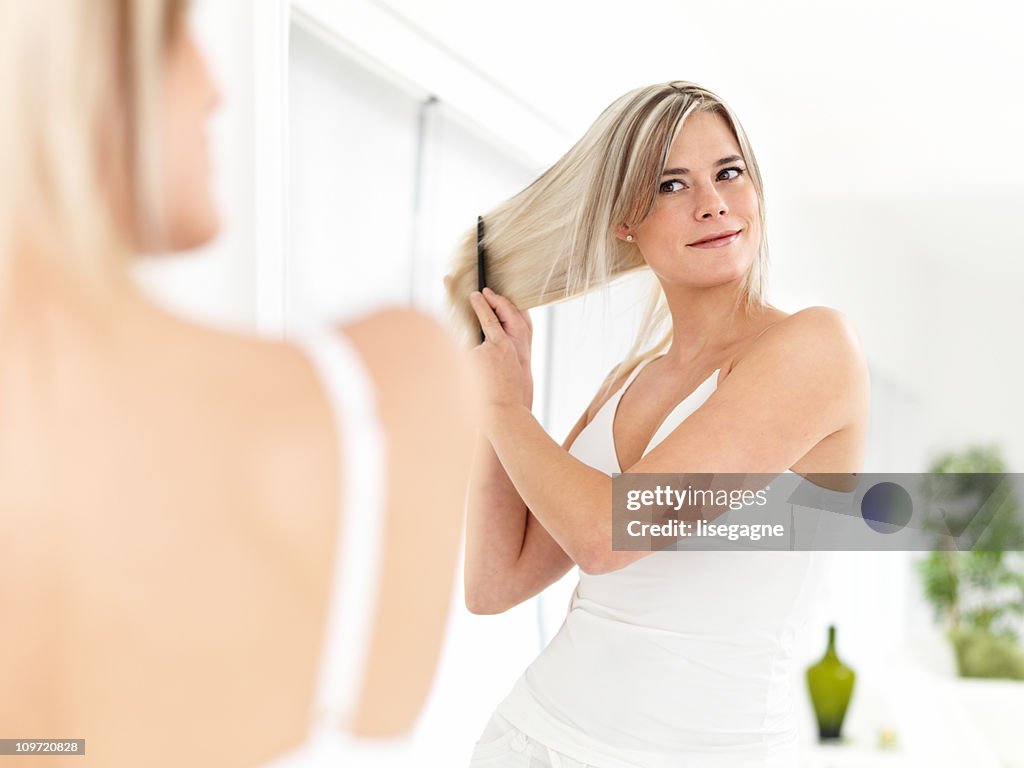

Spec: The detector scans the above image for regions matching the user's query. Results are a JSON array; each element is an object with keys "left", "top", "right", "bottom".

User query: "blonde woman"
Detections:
[
  {"left": 447, "top": 82, "right": 869, "bottom": 766},
  {"left": 0, "top": 2, "right": 478, "bottom": 767}
]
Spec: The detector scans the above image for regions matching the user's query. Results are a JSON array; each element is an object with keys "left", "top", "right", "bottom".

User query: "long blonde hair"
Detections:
[
  {"left": 444, "top": 80, "right": 769, "bottom": 396},
  {"left": 0, "top": 0, "right": 186, "bottom": 313}
]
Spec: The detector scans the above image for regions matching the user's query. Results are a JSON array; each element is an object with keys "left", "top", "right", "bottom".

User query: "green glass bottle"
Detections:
[{"left": 806, "top": 625, "right": 855, "bottom": 741}]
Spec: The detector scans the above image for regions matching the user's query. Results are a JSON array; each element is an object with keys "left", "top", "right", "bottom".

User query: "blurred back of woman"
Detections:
[{"left": 0, "top": 2, "right": 478, "bottom": 766}]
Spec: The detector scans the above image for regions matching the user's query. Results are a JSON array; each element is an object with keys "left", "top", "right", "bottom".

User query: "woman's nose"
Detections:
[{"left": 694, "top": 186, "right": 729, "bottom": 220}]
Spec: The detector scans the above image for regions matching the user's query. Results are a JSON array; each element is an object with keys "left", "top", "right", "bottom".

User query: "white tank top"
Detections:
[{"left": 495, "top": 355, "right": 855, "bottom": 768}]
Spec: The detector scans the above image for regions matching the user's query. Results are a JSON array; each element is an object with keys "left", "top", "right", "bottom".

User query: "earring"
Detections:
[{"left": 626, "top": 234, "right": 634, "bottom": 242}]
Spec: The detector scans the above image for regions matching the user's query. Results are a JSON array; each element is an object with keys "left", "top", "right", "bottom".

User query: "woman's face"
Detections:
[
  {"left": 149, "top": 18, "right": 220, "bottom": 253},
  {"left": 622, "top": 110, "right": 760, "bottom": 291}
]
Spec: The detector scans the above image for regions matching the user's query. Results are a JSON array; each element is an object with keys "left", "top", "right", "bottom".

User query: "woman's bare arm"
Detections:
[
  {"left": 464, "top": 368, "right": 618, "bottom": 615},
  {"left": 340, "top": 309, "right": 479, "bottom": 736}
]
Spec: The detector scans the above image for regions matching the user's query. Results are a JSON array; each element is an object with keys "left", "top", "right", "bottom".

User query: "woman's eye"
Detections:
[
  {"left": 718, "top": 167, "right": 745, "bottom": 181},
  {"left": 659, "top": 179, "right": 687, "bottom": 193}
]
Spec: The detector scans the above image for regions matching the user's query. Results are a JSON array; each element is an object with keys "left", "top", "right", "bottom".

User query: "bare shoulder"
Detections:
[
  {"left": 727, "top": 306, "right": 867, "bottom": 381},
  {"left": 782, "top": 305, "right": 863, "bottom": 344},
  {"left": 166, "top": 303, "right": 477, "bottom": 467},
  {"left": 340, "top": 307, "right": 472, "bottom": 383},
  {"left": 337, "top": 307, "right": 480, "bottom": 423},
  {"left": 760, "top": 305, "right": 861, "bottom": 344},
  {"left": 191, "top": 306, "right": 477, "bottom": 452},
  {"left": 721, "top": 305, "right": 869, "bottom": 433}
]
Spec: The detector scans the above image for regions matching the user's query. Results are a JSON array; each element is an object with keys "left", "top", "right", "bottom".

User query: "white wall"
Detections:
[
  {"left": 133, "top": 0, "right": 259, "bottom": 329},
  {"left": 287, "top": 22, "right": 423, "bottom": 327}
]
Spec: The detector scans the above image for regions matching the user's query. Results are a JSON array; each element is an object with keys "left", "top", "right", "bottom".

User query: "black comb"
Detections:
[{"left": 477, "top": 215, "right": 487, "bottom": 343}]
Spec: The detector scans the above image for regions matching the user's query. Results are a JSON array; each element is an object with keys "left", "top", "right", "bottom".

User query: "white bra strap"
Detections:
[{"left": 294, "top": 329, "right": 389, "bottom": 733}]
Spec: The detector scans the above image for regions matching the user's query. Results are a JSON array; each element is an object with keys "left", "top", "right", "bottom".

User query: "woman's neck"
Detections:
[
  {"left": 660, "top": 280, "right": 769, "bottom": 366},
  {"left": 0, "top": 249, "right": 158, "bottom": 355}
]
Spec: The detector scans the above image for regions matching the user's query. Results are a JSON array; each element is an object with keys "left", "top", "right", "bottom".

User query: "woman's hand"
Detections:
[
  {"left": 467, "top": 288, "right": 534, "bottom": 409},
  {"left": 482, "top": 287, "right": 533, "bottom": 381}
]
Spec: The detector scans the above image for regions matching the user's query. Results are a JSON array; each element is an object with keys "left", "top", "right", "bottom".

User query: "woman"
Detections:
[
  {"left": 0, "top": 2, "right": 478, "bottom": 766},
  {"left": 446, "top": 82, "right": 870, "bottom": 766}
]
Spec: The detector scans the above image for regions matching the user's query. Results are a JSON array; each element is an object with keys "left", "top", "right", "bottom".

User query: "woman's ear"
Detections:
[{"left": 614, "top": 224, "right": 632, "bottom": 242}]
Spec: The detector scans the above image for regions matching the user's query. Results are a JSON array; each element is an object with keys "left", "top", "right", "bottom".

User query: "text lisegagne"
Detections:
[{"left": 626, "top": 519, "right": 786, "bottom": 541}]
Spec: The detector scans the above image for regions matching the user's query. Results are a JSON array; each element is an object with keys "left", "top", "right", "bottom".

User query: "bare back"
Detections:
[{"left": 0, "top": 301, "right": 476, "bottom": 767}]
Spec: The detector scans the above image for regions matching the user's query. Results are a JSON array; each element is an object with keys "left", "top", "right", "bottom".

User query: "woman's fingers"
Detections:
[
  {"left": 482, "top": 288, "right": 529, "bottom": 335},
  {"left": 469, "top": 292, "right": 504, "bottom": 343},
  {"left": 470, "top": 288, "right": 531, "bottom": 349}
]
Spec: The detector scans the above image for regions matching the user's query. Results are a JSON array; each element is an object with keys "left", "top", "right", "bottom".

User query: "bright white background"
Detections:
[{"left": 134, "top": 1, "right": 1024, "bottom": 765}]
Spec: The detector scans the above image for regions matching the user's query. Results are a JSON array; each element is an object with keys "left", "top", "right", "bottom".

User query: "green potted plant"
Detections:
[{"left": 916, "top": 444, "right": 1024, "bottom": 679}]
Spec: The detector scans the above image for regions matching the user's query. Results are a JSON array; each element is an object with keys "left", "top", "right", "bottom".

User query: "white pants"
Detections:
[{"left": 468, "top": 712, "right": 595, "bottom": 768}]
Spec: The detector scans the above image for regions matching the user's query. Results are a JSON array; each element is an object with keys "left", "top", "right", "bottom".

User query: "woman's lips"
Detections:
[{"left": 688, "top": 230, "right": 741, "bottom": 248}]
